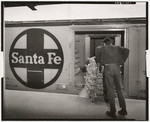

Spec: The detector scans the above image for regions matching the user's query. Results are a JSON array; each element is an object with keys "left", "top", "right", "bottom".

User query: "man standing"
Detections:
[{"left": 95, "top": 37, "right": 129, "bottom": 118}]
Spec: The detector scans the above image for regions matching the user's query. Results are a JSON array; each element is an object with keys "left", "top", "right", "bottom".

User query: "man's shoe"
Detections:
[
  {"left": 118, "top": 108, "right": 127, "bottom": 115},
  {"left": 106, "top": 111, "right": 116, "bottom": 118}
]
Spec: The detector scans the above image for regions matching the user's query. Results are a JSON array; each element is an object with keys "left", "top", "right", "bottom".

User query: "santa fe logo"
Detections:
[{"left": 9, "top": 28, "right": 64, "bottom": 89}]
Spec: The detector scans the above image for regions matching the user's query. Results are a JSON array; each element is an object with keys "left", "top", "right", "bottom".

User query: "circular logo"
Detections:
[{"left": 9, "top": 28, "right": 64, "bottom": 89}]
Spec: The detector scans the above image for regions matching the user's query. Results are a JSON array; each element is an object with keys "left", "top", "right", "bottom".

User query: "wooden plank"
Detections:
[
  {"left": 128, "top": 26, "right": 139, "bottom": 97},
  {"left": 138, "top": 27, "right": 146, "bottom": 98},
  {"left": 5, "top": 18, "right": 146, "bottom": 27}
]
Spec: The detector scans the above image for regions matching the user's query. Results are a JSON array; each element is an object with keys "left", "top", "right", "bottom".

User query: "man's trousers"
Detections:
[{"left": 104, "top": 64, "right": 126, "bottom": 112}]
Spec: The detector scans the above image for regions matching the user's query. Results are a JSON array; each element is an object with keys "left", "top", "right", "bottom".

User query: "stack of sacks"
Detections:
[
  {"left": 84, "top": 57, "right": 104, "bottom": 98},
  {"left": 96, "top": 69, "right": 104, "bottom": 96}
]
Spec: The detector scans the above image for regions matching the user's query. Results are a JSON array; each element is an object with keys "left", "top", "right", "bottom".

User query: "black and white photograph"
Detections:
[{"left": 1, "top": 1, "right": 148, "bottom": 120}]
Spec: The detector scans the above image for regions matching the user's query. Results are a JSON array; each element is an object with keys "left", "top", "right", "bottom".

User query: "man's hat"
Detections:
[{"left": 103, "top": 37, "right": 113, "bottom": 44}]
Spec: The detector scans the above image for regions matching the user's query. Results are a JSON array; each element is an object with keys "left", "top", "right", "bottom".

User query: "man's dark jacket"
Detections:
[{"left": 95, "top": 45, "right": 129, "bottom": 65}]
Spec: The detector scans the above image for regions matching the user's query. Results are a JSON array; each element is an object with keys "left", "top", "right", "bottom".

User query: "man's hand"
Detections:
[{"left": 101, "top": 66, "right": 104, "bottom": 73}]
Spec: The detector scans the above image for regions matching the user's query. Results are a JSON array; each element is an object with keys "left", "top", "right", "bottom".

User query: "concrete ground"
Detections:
[{"left": 3, "top": 90, "right": 147, "bottom": 120}]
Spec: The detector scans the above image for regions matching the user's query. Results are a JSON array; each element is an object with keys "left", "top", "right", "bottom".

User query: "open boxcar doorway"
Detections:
[{"left": 74, "top": 30, "right": 127, "bottom": 96}]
